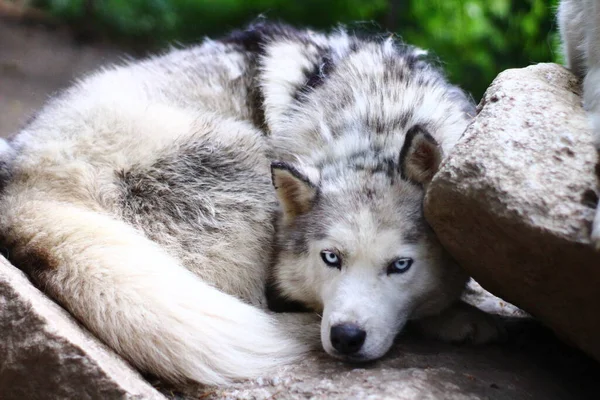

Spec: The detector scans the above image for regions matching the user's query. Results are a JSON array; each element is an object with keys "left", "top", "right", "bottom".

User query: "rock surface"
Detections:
[
  {"left": 425, "top": 63, "right": 600, "bottom": 363},
  {"left": 154, "top": 280, "right": 598, "bottom": 400},
  {"left": 0, "top": 255, "right": 166, "bottom": 400}
]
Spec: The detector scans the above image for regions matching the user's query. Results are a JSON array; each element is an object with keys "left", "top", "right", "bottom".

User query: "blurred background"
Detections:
[{"left": 0, "top": 0, "right": 560, "bottom": 136}]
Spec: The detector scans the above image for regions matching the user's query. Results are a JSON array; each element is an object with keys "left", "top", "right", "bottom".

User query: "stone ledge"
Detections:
[
  {"left": 0, "top": 255, "right": 165, "bottom": 400},
  {"left": 425, "top": 62, "right": 600, "bottom": 362}
]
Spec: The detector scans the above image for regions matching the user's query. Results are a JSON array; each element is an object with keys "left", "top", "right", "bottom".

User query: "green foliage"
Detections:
[
  {"left": 33, "top": 0, "right": 560, "bottom": 100},
  {"left": 392, "top": 0, "right": 560, "bottom": 99},
  {"left": 35, "top": 0, "right": 389, "bottom": 42}
]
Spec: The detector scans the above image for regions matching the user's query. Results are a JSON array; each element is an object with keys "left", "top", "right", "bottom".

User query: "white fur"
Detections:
[
  {"left": 262, "top": 28, "right": 503, "bottom": 361},
  {"left": 261, "top": 40, "right": 323, "bottom": 129},
  {"left": 318, "top": 208, "right": 430, "bottom": 358},
  {"left": 0, "top": 42, "right": 321, "bottom": 385},
  {"left": 1, "top": 201, "right": 311, "bottom": 385}
]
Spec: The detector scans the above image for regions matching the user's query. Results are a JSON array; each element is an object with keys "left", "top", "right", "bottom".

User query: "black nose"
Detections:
[{"left": 330, "top": 323, "right": 366, "bottom": 355}]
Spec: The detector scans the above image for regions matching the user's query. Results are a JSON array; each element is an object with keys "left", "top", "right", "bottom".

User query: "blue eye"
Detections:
[
  {"left": 387, "top": 258, "right": 413, "bottom": 275},
  {"left": 320, "top": 250, "right": 342, "bottom": 269}
]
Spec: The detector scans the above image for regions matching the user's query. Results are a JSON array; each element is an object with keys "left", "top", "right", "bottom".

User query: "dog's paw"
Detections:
[{"left": 412, "top": 301, "right": 506, "bottom": 345}]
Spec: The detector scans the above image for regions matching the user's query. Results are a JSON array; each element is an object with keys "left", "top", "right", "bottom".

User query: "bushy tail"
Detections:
[{"left": 1, "top": 200, "right": 318, "bottom": 385}]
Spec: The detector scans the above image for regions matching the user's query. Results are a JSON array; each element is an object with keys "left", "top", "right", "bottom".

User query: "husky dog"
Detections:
[
  {"left": 558, "top": 0, "right": 600, "bottom": 246},
  {"left": 0, "top": 22, "right": 501, "bottom": 386}
]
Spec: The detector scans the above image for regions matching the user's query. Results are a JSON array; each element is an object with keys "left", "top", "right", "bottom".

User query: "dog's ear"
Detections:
[
  {"left": 399, "top": 125, "right": 442, "bottom": 184},
  {"left": 271, "top": 162, "right": 318, "bottom": 222}
]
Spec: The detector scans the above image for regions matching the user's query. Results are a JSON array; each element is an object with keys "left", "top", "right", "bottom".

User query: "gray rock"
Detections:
[
  {"left": 193, "top": 332, "right": 593, "bottom": 399},
  {"left": 0, "top": 255, "right": 166, "bottom": 400},
  {"left": 425, "top": 63, "right": 600, "bottom": 362},
  {"left": 165, "top": 284, "right": 597, "bottom": 400}
]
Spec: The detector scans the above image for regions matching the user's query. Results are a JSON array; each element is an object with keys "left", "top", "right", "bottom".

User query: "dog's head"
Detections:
[{"left": 270, "top": 125, "right": 467, "bottom": 361}]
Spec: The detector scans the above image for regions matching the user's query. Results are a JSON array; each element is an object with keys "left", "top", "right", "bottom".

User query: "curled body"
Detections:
[{"left": 0, "top": 22, "right": 501, "bottom": 386}]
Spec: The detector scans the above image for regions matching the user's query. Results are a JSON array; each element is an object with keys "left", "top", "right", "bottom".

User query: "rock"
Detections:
[
  {"left": 193, "top": 325, "right": 596, "bottom": 400},
  {"left": 424, "top": 63, "right": 600, "bottom": 362},
  {"left": 153, "top": 281, "right": 598, "bottom": 400},
  {"left": 0, "top": 255, "right": 166, "bottom": 400}
]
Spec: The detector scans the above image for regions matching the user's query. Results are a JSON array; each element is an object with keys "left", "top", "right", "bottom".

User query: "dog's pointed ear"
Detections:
[
  {"left": 399, "top": 125, "right": 442, "bottom": 184},
  {"left": 271, "top": 162, "right": 318, "bottom": 222}
]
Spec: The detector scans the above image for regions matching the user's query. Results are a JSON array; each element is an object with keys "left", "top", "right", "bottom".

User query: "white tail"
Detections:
[{"left": 1, "top": 200, "right": 317, "bottom": 385}]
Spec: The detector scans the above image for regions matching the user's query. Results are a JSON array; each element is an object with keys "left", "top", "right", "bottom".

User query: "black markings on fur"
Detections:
[
  {"left": 402, "top": 228, "right": 423, "bottom": 244},
  {"left": 272, "top": 186, "right": 327, "bottom": 257},
  {"left": 223, "top": 20, "right": 305, "bottom": 54},
  {"left": 287, "top": 210, "right": 326, "bottom": 255},
  {"left": 345, "top": 151, "right": 398, "bottom": 181},
  {"left": 324, "top": 145, "right": 403, "bottom": 182},
  {"left": 293, "top": 51, "right": 334, "bottom": 102},
  {"left": 375, "top": 158, "right": 397, "bottom": 179},
  {"left": 265, "top": 280, "right": 312, "bottom": 313},
  {"left": 399, "top": 112, "right": 413, "bottom": 129},
  {"left": 406, "top": 51, "right": 428, "bottom": 71},
  {"left": 222, "top": 23, "right": 276, "bottom": 131},
  {"left": 401, "top": 208, "right": 426, "bottom": 244},
  {"left": 269, "top": 202, "right": 328, "bottom": 310},
  {"left": 367, "top": 112, "right": 413, "bottom": 135},
  {"left": 223, "top": 20, "right": 316, "bottom": 130},
  {"left": 380, "top": 43, "right": 426, "bottom": 74},
  {"left": 271, "top": 161, "right": 315, "bottom": 189},
  {"left": 245, "top": 56, "right": 268, "bottom": 132}
]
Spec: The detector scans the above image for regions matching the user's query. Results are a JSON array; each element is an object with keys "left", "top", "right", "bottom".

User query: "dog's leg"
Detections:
[
  {"left": 1, "top": 199, "right": 318, "bottom": 385},
  {"left": 411, "top": 301, "right": 506, "bottom": 344}
]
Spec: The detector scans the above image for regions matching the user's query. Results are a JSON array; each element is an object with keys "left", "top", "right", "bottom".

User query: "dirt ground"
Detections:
[{"left": 0, "top": 18, "right": 123, "bottom": 137}]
